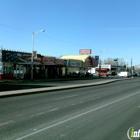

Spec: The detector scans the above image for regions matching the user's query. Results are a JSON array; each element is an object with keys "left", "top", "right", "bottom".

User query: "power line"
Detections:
[
  {"left": 43, "top": 35, "right": 87, "bottom": 48},
  {"left": 0, "top": 23, "right": 32, "bottom": 33},
  {"left": 0, "top": 23, "right": 88, "bottom": 48}
]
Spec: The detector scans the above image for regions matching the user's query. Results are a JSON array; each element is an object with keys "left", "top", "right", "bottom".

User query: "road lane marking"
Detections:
[
  {"left": 55, "top": 95, "right": 78, "bottom": 100},
  {"left": 0, "top": 120, "right": 14, "bottom": 126},
  {"left": 71, "top": 103, "right": 76, "bottom": 106},
  {"left": 29, "top": 112, "right": 46, "bottom": 118},
  {"left": 49, "top": 108, "right": 59, "bottom": 112},
  {"left": 78, "top": 101, "right": 84, "bottom": 104},
  {"left": 15, "top": 91, "right": 140, "bottom": 140}
]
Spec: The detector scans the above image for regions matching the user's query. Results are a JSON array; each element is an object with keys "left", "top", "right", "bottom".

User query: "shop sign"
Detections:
[
  {"left": 79, "top": 49, "right": 92, "bottom": 55},
  {"left": 56, "top": 59, "right": 66, "bottom": 65},
  {"left": 42, "top": 56, "right": 55, "bottom": 65},
  {"left": 69, "top": 60, "right": 82, "bottom": 67}
]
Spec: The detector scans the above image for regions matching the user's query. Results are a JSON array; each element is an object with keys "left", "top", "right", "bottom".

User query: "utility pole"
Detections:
[{"left": 131, "top": 58, "right": 133, "bottom": 78}]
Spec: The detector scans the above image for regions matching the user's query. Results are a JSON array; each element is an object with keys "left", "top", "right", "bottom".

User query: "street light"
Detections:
[
  {"left": 99, "top": 49, "right": 108, "bottom": 77},
  {"left": 31, "top": 30, "right": 45, "bottom": 80},
  {"left": 131, "top": 58, "right": 133, "bottom": 78}
]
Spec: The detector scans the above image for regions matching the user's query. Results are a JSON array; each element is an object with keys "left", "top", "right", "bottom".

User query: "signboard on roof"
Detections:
[{"left": 79, "top": 49, "right": 92, "bottom": 55}]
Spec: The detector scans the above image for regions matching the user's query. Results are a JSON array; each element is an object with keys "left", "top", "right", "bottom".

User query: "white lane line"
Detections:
[
  {"left": 78, "top": 101, "right": 84, "bottom": 104},
  {"left": 29, "top": 112, "right": 46, "bottom": 118},
  {"left": 49, "top": 108, "right": 59, "bottom": 112},
  {"left": 15, "top": 91, "right": 140, "bottom": 140},
  {"left": 71, "top": 103, "right": 76, "bottom": 106},
  {"left": 0, "top": 120, "right": 14, "bottom": 126},
  {"left": 55, "top": 95, "right": 78, "bottom": 100}
]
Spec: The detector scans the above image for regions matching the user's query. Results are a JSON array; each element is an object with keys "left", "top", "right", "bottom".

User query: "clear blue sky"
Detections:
[{"left": 0, "top": 0, "right": 140, "bottom": 66}]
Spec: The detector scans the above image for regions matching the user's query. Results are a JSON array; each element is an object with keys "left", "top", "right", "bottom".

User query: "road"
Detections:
[{"left": 0, "top": 78, "right": 140, "bottom": 140}]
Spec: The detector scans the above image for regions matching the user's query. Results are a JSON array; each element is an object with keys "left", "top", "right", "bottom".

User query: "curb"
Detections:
[{"left": 0, "top": 78, "right": 128, "bottom": 98}]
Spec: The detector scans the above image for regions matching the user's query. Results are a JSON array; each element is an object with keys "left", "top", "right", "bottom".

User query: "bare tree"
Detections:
[
  {"left": 104, "top": 58, "right": 126, "bottom": 66},
  {"left": 134, "top": 65, "right": 140, "bottom": 71}
]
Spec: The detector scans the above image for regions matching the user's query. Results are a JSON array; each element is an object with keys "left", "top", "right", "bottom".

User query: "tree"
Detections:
[
  {"left": 134, "top": 65, "right": 140, "bottom": 72},
  {"left": 104, "top": 58, "right": 126, "bottom": 66}
]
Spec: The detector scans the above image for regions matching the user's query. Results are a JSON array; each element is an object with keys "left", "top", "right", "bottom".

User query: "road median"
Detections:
[{"left": 0, "top": 79, "right": 126, "bottom": 97}]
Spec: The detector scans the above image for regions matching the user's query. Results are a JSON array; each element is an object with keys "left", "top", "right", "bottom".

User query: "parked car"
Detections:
[
  {"left": 92, "top": 73, "right": 99, "bottom": 77},
  {"left": 68, "top": 72, "right": 78, "bottom": 77},
  {"left": 133, "top": 72, "right": 139, "bottom": 76},
  {"left": 117, "top": 71, "right": 131, "bottom": 77},
  {"left": 98, "top": 72, "right": 110, "bottom": 77}
]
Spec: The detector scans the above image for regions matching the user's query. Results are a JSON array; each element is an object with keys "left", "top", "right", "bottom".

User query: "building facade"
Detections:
[{"left": 0, "top": 49, "right": 67, "bottom": 80}]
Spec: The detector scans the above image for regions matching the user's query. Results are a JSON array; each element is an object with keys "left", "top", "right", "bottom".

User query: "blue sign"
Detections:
[{"left": 95, "top": 56, "right": 99, "bottom": 60}]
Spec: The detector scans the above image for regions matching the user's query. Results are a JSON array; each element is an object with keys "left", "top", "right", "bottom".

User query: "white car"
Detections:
[
  {"left": 118, "top": 72, "right": 131, "bottom": 77},
  {"left": 92, "top": 73, "right": 99, "bottom": 77}
]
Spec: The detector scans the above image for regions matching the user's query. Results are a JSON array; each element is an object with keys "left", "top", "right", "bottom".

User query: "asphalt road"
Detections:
[{"left": 0, "top": 78, "right": 140, "bottom": 140}]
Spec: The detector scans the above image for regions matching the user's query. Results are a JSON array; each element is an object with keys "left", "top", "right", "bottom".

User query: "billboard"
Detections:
[{"left": 79, "top": 49, "right": 92, "bottom": 55}]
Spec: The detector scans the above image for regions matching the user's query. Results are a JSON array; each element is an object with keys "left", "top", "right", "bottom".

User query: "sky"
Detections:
[{"left": 0, "top": 0, "right": 140, "bottom": 66}]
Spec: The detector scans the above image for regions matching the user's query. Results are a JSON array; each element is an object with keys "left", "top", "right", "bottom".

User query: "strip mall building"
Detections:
[
  {"left": 0, "top": 49, "right": 67, "bottom": 80},
  {"left": 0, "top": 49, "right": 99, "bottom": 80}
]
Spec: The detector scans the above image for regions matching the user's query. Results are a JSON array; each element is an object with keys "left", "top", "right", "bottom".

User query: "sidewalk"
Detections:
[
  {"left": 0, "top": 78, "right": 126, "bottom": 97},
  {"left": 0, "top": 76, "right": 101, "bottom": 84}
]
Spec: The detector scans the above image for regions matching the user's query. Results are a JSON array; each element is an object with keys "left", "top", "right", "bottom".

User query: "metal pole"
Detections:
[
  {"left": 99, "top": 51, "right": 101, "bottom": 77},
  {"left": 99, "top": 49, "right": 107, "bottom": 77},
  {"left": 131, "top": 58, "right": 133, "bottom": 78},
  {"left": 31, "top": 30, "right": 45, "bottom": 80},
  {"left": 31, "top": 33, "right": 34, "bottom": 80}
]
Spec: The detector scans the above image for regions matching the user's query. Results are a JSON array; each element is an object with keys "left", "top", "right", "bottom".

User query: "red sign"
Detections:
[{"left": 79, "top": 49, "right": 92, "bottom": 55}]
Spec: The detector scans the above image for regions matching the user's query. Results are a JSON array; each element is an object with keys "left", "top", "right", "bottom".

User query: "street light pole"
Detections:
[
  {"left": 31, "top": 30, "right": 45, "bottom": 80},
  {"left": 131, "top": 58, "right": 133, "bottom": 78}
]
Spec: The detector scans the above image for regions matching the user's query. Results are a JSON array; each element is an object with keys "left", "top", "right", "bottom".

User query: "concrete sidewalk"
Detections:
[
  {"left": 0, "top": 76, "right": 95, "bottom": 83},
  {"left": 0, "top": 78, "right": 125, "bottom": 97}
]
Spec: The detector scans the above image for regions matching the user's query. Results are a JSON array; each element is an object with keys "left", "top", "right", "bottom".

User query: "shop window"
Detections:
[{"left": 3, "top": 63, "right": 14, "bottom": 74}]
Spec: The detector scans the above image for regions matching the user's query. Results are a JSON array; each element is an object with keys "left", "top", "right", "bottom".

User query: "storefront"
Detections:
[
  {"left": 55, "top": 59, "right": 67, "bottom": 77},
  {"left": 0, "top": 49, "right": 43, "bottom": 79},
  {"left": 65, "top": 59, "right": 83, "bottom": 76},
  {"left": 60, "top": 55, "right": 94, "bottom": 72},
  {"left": 42, "top": 56, "right": 56, "bottom": 78}
]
